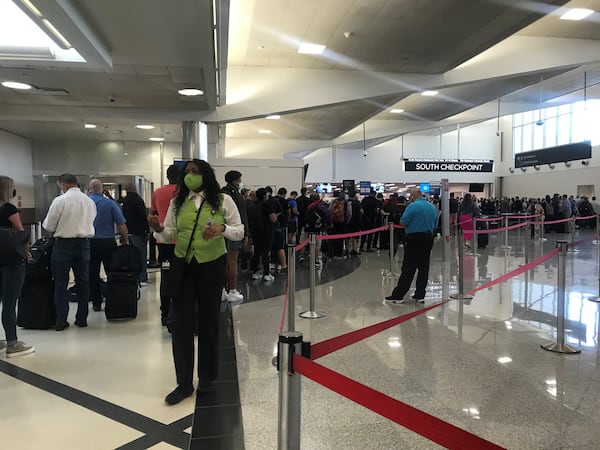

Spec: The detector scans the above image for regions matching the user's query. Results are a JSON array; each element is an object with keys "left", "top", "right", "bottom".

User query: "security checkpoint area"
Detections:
[{"left": 233, "top": 186, "right": 600, "bottom": 449}]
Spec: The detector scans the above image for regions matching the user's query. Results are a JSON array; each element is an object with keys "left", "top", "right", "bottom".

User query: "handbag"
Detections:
[
  {"left": 0, "top": 205, "right": 30, "bottom": 265},
  {"left": 161, "top": 200, "right": 205, "bottom": 298}
]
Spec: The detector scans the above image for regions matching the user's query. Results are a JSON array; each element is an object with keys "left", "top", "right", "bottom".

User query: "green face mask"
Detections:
[{"left": 184, "top": 173, "right": 203, "bottom": 191}]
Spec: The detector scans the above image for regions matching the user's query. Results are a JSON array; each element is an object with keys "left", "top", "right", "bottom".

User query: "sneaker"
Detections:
[
  {"left": 278, "top": 266, "right": 288, "bottom": 274},
  {"left": 252, "top": 272, "right": 263, "bottom": 280},
  {"left": 227, "top": 289, "right": 244, "bottom": 302},
  {"left": 221, "top": 288, "right": 228, "bottom": 301},
  {"left": 0, "top": 340, "right": 6, "bottom": 351},
  {"left": 6, "top": 341, "right": 35, "bottom": 358},
  {"left": 384, "top": 296, "right": 405, "bottom": 305},
  {"left": 411, "top": 295, "right": 425, "bottom": 304},
  {"left": 269, "top": 263, "right": 277, "bottom": 272},
  {"left": 263, "top": 274, "right": 275, "bottom": 282}
]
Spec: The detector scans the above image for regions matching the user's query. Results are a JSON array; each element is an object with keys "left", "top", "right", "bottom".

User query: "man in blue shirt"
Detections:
[
  {"left": 385, "top": 189, "right": 438, "bottom": 305},
  {"left": 89, "top": 179, "right": 129, "bottom": 312}
]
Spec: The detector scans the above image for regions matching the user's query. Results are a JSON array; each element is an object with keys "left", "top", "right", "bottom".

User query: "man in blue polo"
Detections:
[{"left": 385, "top": 189, "right": 438, "bottom": 305}]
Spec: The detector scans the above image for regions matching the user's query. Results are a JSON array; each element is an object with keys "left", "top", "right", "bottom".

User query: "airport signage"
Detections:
[
  {"left": 404, "top": 159, "right": 494, "bottom": 173},
  {"left": 514, "top": 141, "right": 592, "bottom": 168},
  {"left": 359, "top": 181, "right": 371, "bottom": 195}
]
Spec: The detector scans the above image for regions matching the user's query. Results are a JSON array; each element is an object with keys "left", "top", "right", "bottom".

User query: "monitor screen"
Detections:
[
  {"left": 469, "top": 183, "right": 485, "bottom": 192},
  {"left": 420, "top": 183, "right": 430, "bottom": 193},
  {"left": 371, "top": 183, "right": 385, "bottom": 194},
  {"left": 315, "top": 183, "right": 333, "bottom": 194},
  {"left": 430, "top": 185, "right": 441, "bottom": 196}
]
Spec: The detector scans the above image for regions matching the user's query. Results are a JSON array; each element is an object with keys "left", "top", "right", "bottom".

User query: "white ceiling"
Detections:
[{"left": 3, "top": 0, "right": 600, "bottom": 160}]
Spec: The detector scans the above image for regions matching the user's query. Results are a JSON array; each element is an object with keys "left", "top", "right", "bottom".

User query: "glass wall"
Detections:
[{"left": 512, "top": 99, "right": 600, "bottom": 154}]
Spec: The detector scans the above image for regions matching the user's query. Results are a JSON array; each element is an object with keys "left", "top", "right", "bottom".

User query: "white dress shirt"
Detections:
[
  {"left": 154, "top": 191, "right": 244, "bottom": 243},
  {"left": 43, "top": 187, "right": 97, "bottom": 238}
]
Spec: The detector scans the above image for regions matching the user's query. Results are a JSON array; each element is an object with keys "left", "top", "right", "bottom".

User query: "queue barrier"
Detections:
[{"left": 277, "top": 226, "right": 600, "bottom": 449}]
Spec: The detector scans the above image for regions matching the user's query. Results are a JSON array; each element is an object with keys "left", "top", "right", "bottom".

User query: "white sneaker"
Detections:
[
  {"left": 221, "top": 288, "right": 228, "bottom": 301},
  {"left": 0, "top": 340, "right": 6, "bottom": 351},
  {"left": 252, "top": 272, "right": 262, "bottom": 280},
  {"left": 269, "top": 263, "right": 277, "bottom": 272},
  {"left": 227, "top": 289, "right": 244, "bottom": 302},
  {"left": 263, "top": 274, "right": 275, "bottom": 282},
  {"left": 6, "top": 341, "right": 35, "bottom": 358}
]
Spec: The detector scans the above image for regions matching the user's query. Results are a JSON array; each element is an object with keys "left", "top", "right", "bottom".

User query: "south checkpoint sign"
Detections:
[{"left": 403, "top": 159, "right": 494, "bottom": 173}]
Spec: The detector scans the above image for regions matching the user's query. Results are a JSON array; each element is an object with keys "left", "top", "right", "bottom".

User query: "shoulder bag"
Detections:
[
  {"left": 0, "top": 205, "right": 31, "bottom": 265},
  {"left": 160, "top": 199, "right": 205, "bottom": 298}
]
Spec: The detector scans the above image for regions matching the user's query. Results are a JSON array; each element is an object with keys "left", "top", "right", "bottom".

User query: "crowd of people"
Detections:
[{"left": 2, "top": 160, "right": 598, "bottom": 405}]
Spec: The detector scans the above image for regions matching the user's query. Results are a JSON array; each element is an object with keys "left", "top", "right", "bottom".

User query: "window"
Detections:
[{"left": 513, "top": 99, "right": 599, "bottom": 154}]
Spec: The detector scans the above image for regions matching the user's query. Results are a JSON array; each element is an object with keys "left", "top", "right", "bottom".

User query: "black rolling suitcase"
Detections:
[
  {"left": 105, "top": 244, "right": 141, "bottom": 321},
  {"left": 477, "top": 219, "right": 489, "bottom": 249},
  {"left": 105, "top": 271, "right": 139, "bottom": 320},
  {"left": 17, "top": 237, "right": 56, "bottom": 329}
]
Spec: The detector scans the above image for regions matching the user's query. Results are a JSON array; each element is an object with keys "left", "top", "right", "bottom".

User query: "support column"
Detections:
[{"left": 182, "top": 121, "right": 199, "bottom": 160}]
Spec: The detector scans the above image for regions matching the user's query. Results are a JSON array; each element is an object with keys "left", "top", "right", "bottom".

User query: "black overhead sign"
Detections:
[
  {"left": 514, "top": 141, "right": 592, "bottom": 168},
  {"left": 404, "top": 159, "right": 494, "bottom": 173}
]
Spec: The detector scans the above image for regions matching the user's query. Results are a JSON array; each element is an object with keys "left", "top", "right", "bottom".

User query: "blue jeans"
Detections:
[
  {"left": 0, "top": 261, "right": 26, "bottom": 343},
  {"left": 129, "top": 234, "right": 148, "bottom": 282},
  {"left": 51, "top": 238, "right": 90, "bottom": 325}
]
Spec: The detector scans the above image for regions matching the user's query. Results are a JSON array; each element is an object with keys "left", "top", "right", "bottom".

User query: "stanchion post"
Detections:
[
  {"left": 277, "top": 331, "right": 303, "bottom": 450},
  {"left": 471, "top": 216, "right": 477, "bottom": 253},
  {"left": 36, "top": 221, "right": 42, "bottom": 240},
  {"left": 300, "top": 233, "right": 326, "bottom": 319},
  {"left": 29, "top": 224, "right": 36, "bottom": 245},
  {"left": 568, "top": 217, "right": 578, "bottom": 253},
  {"left": 539, "top": 217, "right": 544, "bottom": 242},
  {"left": 449, "top": 229, "right": 473, "bottom": 301},
  {"left": 388, "top": 222, "right": 394, "bottom": 275},
  {"left": 287, "top": 243, "right": 296, "bottom": 331},
  {"left": 541, "top": 241, "right": 581, "bottom": 354},
  {"left": 501, "top": 216, "right": 511, "bottom": 249}
]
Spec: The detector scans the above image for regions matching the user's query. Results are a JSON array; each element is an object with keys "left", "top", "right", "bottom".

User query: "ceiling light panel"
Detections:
[
  {"left": 1, "top": 80, "right": 32, "bottom": 89},
  {"left": 84, "top": 123, "right": 96, "bottom": 129},
  {"left": 135, "top": 125, "right": 155, "bottom": 130},
  {"left": 178, "top": 88, "right": 204, "bottom": 96},
  {"left": 149, "top": 137, "right": 165, "bottom": 142},
  {"left": 421, "top": 90, "right": 439, "bottom": 97},
  {"left": 298, "top": 43, "right": 326, "bottom": 54},
  {"left": 258, "top": 129, "right": 272, "bottom": 134},
  {"left": 266, "top": 115, "right": 281, "bottom": 120},
  {"left": 560, "top": 8, "right": 594, "bottom": 21},
  {"left": 390, "top": 109, "right": 404, "bottom": 114}
]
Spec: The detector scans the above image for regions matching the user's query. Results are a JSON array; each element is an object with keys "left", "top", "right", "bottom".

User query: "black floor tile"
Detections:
[
  {"left": 216, "top": 361, "right": 238, "bottom": 381},
  {"left": 189, "top": 433, "right": 244, "bottom": 450},
  {"left": 192, "top": 404, "right": 243, "bottom": 438},
  {"left": 196, "top": 381, "right": 240, "bottom": 408},
  {"left": 219, "top": 346, "right": 237, "bottom": 362}
]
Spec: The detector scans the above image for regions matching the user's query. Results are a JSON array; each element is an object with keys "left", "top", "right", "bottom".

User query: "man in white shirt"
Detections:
[{"left": 43, "top": 174, "right": 97, "bottom": 330}]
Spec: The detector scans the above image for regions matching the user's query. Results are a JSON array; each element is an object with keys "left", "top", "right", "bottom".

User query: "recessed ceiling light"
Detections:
[
  {"left": 84, "top": 123, "right": 97, "bottom": 129},
  {"left": 2, "top": 81, "right": 32, "bottom": 90},
  {"left": 497, "top": 356, "right": 512, "bottom": 364},
  {"left": 135, "top": 125, "right": 155, "bottom": 130},
  {"left": 560, "top": 8, "right": 594, "bottom": 21},
  {"left": 258, "top": 130, "right": 272, "bottom": 134},
  {"left": 390, "top": 109, "right": 404, "bottom": 114},
  {"left": 298, "top": 43, "right": 326, "bottom": 54},
  {"left": 149, "top": 137, "right": 165, "bottom": 142},
  {"left": 266, "top": 115, "right": 281, "bottom": 120},
  {"left": 421, "top": 90, "right": 439, "bottom": 97},
  {"left": 178, "top": 88, "right": 204, "bottom": 96}
]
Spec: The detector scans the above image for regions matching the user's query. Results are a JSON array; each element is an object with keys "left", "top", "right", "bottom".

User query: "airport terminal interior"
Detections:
[{"left": 4, "top": 0, "right": 600, "bottom": 449}]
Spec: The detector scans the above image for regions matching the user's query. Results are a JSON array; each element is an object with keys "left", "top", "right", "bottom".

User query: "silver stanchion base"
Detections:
[
  {"left": 299, "top": 310, "right": 326, "bottom": 319},
  {"left": 272, "top": 356, "right": 278, "bottom": 367},
  {"left": 500, "top": 245, "right": 512, "bottom": 249},
  {"left": 540, "top": 342, "right": 581, "bottom": 354},
  {"left": 587, "top": 296, "right": 600, "bottom": 303},
  {"left": 568, "top": 248, "right": 579, "bottom": 253},
  {"left": 449, "top": 293, "right": 474, "bottom": 300}
]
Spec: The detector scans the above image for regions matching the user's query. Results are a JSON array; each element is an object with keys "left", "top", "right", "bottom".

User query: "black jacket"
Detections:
[
  {"left": 221, "top": 183, "right": 248, "bottom": 236},
  {"left": 119, "top": 192, "right": 149, "bottom": 236}
]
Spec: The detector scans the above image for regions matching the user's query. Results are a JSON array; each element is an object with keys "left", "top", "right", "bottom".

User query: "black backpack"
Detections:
[{"left": 304, "top": 203, "right": 331, "bottom": 233}]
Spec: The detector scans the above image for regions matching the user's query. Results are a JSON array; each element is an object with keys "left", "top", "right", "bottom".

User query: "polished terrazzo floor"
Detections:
[
  {"left": 234, "top": 229, "right": 600, "bottom": 449},
  {"left": 2, "top": 228, "right": 600, "bottom": 449}
]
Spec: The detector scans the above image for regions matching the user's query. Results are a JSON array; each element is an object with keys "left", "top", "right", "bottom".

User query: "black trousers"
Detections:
[
  {"left": 157, "top": 243, "right": 176, "bottom": 319},
  {"left": 89, "top": 238, "right": 116, "bottom": 307},
  {"left": 391, "top": 232, "right": 434, "bottom": 299},
  {"left": 171, "top": 256, "right": 226, "bottom": 388},
  {"left": 250, "top": 230, "right": 272, "bottom": 274}
]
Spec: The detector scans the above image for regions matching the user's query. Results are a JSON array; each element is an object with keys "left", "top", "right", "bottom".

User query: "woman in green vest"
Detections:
[{"left": 149, "top": 159, "right": 244, "bottom": 405}]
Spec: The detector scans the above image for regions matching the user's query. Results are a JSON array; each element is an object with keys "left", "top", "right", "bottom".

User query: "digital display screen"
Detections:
[
  {"left": 420, "top": 183, "right": 430, "bottom": 193},
  {"left": 315, "top": 183, "right": 333, "bottom": 193},
  {"left": 359, "top": 181, "right": 371, "bottom": 195}
]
